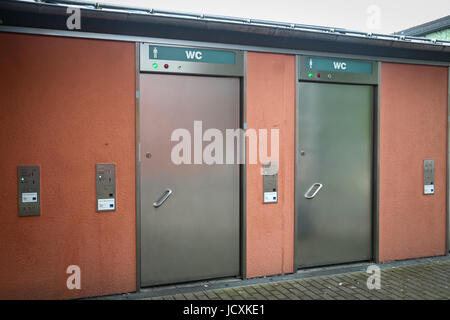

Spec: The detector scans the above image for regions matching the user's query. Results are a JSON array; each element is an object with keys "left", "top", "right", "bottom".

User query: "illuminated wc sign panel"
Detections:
[
  {"left": 307, "top": 57, "right": 373, "bottom": 74},
  {"left": 149, "top": 45, "right": 236, "bottom": 64}
]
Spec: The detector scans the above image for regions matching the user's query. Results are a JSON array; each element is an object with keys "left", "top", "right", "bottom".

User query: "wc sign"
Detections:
[
  {"left": 333, "top": 61, "right": 347, "bottom": 70},
  {"left": 148, "top": 45, "right": 236, "bottom": 64},
  {"left": 307, "top": 57, "right": 373, "bottom": 74},
  {"left": 185, "top": 50, "right": 203, "bottom": 61}
]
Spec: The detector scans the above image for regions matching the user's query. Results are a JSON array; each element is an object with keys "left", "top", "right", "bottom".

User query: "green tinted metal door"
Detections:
[{"left": 295, "top": 82, "right": 373, "bottom": 268}]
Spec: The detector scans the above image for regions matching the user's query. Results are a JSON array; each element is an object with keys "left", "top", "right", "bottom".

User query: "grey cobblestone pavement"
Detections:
[{"left": 144, "top": 260, "right": 450, "bottom": 300}]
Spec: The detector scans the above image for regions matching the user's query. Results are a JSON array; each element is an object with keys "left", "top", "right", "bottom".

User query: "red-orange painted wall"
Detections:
[
  {"left": 246, "top": 52, "right": 295, "bottom": 278},
  {"left": 0, "top": 33, "right": 136, "bottom": 299},
  {"left": 1, "top": 32, "right": 448, "bottom": 298},
  {"left": 379, "top": 62, "right": 448, "bottom": 262}
]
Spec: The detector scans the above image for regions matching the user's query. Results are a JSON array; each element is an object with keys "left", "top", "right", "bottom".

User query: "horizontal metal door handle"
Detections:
[
  {"left": 153, "top": 188, "right": 173, "bottom": 208},
  {"left": 304, "top": 183, "right": 323, "bottom": 199}
]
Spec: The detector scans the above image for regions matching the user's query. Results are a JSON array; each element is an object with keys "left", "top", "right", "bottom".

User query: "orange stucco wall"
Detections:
[
  {"left": 379, "top": 62, "right": 448, "bottom": 262},
  {"left": 246, "top": 52, "right": 295, "bottom": 278},
  {"left": 0, "top": 33, "right": 136, "bottom": 299}
]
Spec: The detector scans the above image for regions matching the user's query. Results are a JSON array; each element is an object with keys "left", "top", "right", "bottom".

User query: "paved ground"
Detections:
[{"left": 141, "top": 258, "right": 450, "bottom": 300}]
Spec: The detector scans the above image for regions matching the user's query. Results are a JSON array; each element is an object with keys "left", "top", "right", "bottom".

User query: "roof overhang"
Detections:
[{"left": 1, "top": 0, "right": 450, "bottom": 62}]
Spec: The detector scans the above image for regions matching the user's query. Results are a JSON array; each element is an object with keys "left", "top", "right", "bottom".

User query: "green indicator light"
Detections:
[
  {"left": 308, "top": 73, "right": 313, "bottom": 78},
  {"left": 152, "top": 62, "right": 158, "bottom": 69}
]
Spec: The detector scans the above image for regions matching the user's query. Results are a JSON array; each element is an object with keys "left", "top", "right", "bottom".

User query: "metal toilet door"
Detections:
[
  {"left": 139, "top": 73, "right": 240, "bottom": 287},
  {"left": 295, "top": 82, "right": 373, "bottom": 268}
]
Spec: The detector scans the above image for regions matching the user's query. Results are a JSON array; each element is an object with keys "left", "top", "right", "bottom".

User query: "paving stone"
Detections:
[
  {"left": 182, "top": 293, "right": 197, "bottom": 300},
  {"left": 193, "top": 292, "right": 209, "bottom": 300},
  {"left": 204, "top": 291, "right": 220, "bottom": 299},
  {"left": 139, "top": 260, "right": 450, "bottom": 301}
]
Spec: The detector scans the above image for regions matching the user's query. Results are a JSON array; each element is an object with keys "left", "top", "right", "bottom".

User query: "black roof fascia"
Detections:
[{"left": 0, "top": 1, "right": 449, "bottom": 62}]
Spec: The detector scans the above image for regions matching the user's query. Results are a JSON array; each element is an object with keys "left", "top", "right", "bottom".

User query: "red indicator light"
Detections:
[
  {"left": 317, "top": 73, "right": 321, "bottom": 78},
  {"left": 164, "top": 64, "right": 169, "bottom": 69}
]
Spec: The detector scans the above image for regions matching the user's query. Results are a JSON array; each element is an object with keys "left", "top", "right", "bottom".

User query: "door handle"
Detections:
[
  {"left": 153, "top": 188, "right": 173, "bottom": 208},
  {"left": 304, "top": 183, "right": 323, "bottom": 199}
]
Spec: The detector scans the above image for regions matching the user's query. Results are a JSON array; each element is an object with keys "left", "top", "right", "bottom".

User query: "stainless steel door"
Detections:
[
  {"left": 140, "top": 73, "right": 240, "bottom": 286},
  {"left": 295, "top": 82, "right": 373, "bottom": 268}
]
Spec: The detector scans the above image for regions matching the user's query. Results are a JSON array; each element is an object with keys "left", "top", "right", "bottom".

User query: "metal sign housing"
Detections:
[
  {"left": 299, "top": 56, "right": 378, "bottom": 84},
  {"left": 140, "top": 43, "right": 244, "bottom": 76}
]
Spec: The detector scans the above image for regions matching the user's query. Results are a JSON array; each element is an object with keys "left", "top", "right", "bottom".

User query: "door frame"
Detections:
[
  {"left": 135, "top": 43, "right": 247, "bottom": 290},
  {"left": 294, "top": 55, "right": 381, "bottom": 270}
]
